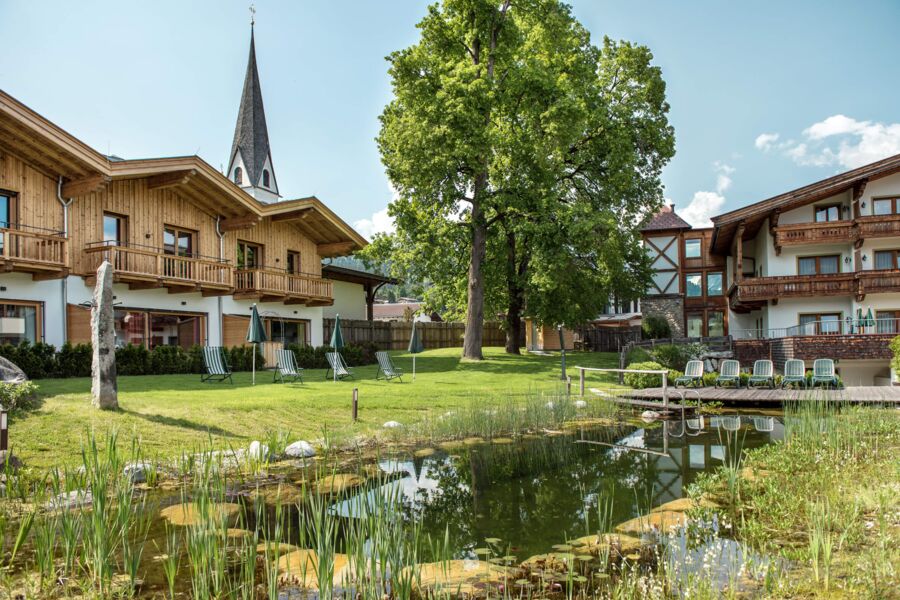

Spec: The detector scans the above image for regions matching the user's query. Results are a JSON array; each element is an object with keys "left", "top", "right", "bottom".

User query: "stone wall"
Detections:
[
  {"left": 641, "top": 295, "right": 684, "bottom": 337},
  {"left": 734, "top": 339, "right": 770, "bottom": 363},
  {"left": 735, "top": 334, "right": 893, "bottom": 371}
]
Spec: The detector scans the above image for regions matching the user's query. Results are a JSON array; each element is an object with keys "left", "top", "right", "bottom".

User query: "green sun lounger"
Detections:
[
  {"left": 674, "top": 360, "right": 704, "bottom": 388},
  {"left": 748, "top": 359, "right": 775, "bottom": 389},
  {"left": 811, "top": 359, "right": 838, "bottom": 389},
  {"left": 715, "top": 359, "right": 741, "bottom": 388},
  {"left": 201, "top": 346, "right": 233, "bottom": 384},
  {"left": 375, "top": 351, "right": 403, "bottom": 381},
  {"left": 273, "top": 348, "right": 303, "bottom": 383},
  {"left": 781, "top": 359, "right": 807, "bottom": 389},
  {"left": 325, "top": 351, "right": 354, "bottom": 380}
]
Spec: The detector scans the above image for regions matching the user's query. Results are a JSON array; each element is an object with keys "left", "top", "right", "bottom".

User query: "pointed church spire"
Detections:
[{"left": 228, "top": 17, "right": 279, "bottom": 202}]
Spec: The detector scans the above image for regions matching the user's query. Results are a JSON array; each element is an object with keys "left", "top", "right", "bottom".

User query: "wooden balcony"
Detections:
[
  {"left": 0, "top": 225, "right": 68, "bottom": 279},
  {"left": 234, "top": 267, "right": 333, "bottom": 306},
  {"left": 855, "top": 214, "right": 900, "bottom": 240},
  {"left": 857, "top": 269, "right": 900, "bottom": 297},
  {"left": 730, "top": 272, "right": 856, "bottom": 311},
  {"left": 773, "top": 220, "right": 853, "bottom": 248},
  {"left": 83, "top": 242, "right": 233, "bottom": 295}
]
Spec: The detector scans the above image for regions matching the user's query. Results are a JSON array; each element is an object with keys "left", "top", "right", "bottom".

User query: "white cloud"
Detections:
[
  {"left": 713, "top": 161, "right": 734, "bottom": 194},
  {"left": 756, "top": 115, "right": 900, "bottom": 170},
  {"left": 681, "top": 191, "right": 726, "bottom": 228},
  {"left": 754, "top": 132, "right": 780, "bottom": 151},
  {"left": 353, "top": 206, "right": 394, "bottom": 240}
]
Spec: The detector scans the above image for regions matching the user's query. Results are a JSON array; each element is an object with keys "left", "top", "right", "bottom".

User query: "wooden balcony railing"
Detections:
[
  {"left": 854, "top": 214, "right": 900, "bottom": 239},
  {"left": 857, "top": 269, "right": 900, "bottom": 295},
  {"left": 234, "top": 268, "right": 333, "bottom": 303},
  {"left": 733, "top": 272, "right": 856, "bottom": 302},
  {"left": 83, "top": 242, "right": 232, "bottom": 291},
  {"left": 0, "top": 225, "right": 67, "bottom": 276},
  {"left": 773, "top": 220, "right": 854, "bottom": 247}
]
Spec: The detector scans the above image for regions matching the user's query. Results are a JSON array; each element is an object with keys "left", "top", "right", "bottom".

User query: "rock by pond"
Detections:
[
  {"left": 382, "top": 420, "right": 403, "bottom": 429},
  {"left": 159, "top": 502, "right": 241, "bottom": 526},
  {"left": 284, "top": 440, "right": 316, "bottom": 458},
  {"left": 277, "top": 549, "right": 352, "bottom": 589},
  {"left": 315, "top": 473, "right": 364, "bottom": 495},
  {"left": 412, "top": 559, "right": 518, "bottom": 595},
  {"left": 45, "top": 489, "right": 93, "bottom": 510},
  {"left": 614, "top": 510, "right": 687, "bottom": 535}
]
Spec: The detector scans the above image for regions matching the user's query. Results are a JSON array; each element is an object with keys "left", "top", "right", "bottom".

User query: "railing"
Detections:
[
  {"left": 734, "top": 272, "right": 856, "bottom": 301},
  {"left": 774, "top": 220, "right": 853, "bottom": 246},
  {"left": 857, "top": 269, "right": 900, "bottom": 295},
  {"left": 0, "top": 223, "right": 67, "bottom": 268},
  {"left": 732, "top": 316, "right": 900, "bottom": 340},
  {"left": 83, "top": 241, "right": 232, "bottom": 287},
  {"left": 855, "top": 214, "right": 900, "bottom": 239},
  {"left": 234, "top": 267, "right": 332, "bottom": 299}
]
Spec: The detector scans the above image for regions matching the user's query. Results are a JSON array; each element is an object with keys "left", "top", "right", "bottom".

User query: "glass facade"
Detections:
[
  {"left": 0, "top": 303, "right": 38, "bottom": 345},
  {"left": 114, "top": 309, "right": 203, "bottom": 350}
]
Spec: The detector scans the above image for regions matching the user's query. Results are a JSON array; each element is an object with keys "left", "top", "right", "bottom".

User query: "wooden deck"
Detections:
[{"left": 618, "top": 386, "right": 900, "bottom": 404}]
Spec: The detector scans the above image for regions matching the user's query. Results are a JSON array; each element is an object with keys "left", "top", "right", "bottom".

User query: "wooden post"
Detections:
[
  {"left": 0, "top": 406, "right": 7, "bottom": 452},
  {"left": 566, "top": 376, "right": 571, "bottom": 397},
  {"left": 580, "top": 368, "right": 585, "bottom": 396},
  {"left": 352, "top": 388, "right": 358, "bottom": 422},
  {"left": 661, "top": 370, "right": 668, "bottom": 411},
  {"left": 735, "top": 222, "right": 745, "bottom": 282}
]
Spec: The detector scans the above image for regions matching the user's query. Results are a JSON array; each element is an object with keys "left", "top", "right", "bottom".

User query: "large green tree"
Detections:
[{"left": 374, "top": 0, "right": 674, "bottom": 358}]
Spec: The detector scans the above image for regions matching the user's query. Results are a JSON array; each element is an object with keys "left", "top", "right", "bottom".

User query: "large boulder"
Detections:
[
  {"left": 0, "top": 356, "right": 27, "bottom": 384},
  {"left": 284, "top": 440, "right": 316, "bottom": 458}
]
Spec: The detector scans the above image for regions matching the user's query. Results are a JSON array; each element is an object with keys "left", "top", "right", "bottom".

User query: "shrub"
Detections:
[
  {"left": 226, "top": 345, "right": 265, "bottom": 371},
  {"left": 642, "top": 315, "right": 671, "bottom": 340},
  {"left": 149, "top": 345, "right": 192, "bottom": 375},
  {"left": 0, "top": 381, "right": 39, "bottom": 412},
  {"left": 650, "top": 344, "right": 689, "bottom": 371},
  {"left": 116, "top": 344, "right": 150, "bottom": 376},
  {"left": 624, "top": 346, "right": 652, "bottom": 365},
  {"left": 57, "top": 343, "right": 92, "bottom": 377},
  {"left": 623, "top": 361, "right": 678, "bottom": 389},
  {"left": 0, "top": 341, "right": 58, "bottom": 379}
]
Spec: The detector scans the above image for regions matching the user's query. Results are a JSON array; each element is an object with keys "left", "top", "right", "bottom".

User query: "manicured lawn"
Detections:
[{"left": 13, "top": 347, "right": 620, "bottom": 468}]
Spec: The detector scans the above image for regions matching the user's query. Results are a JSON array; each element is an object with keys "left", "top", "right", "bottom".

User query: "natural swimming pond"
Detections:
[{"left": 2, "top": 411, "right": 785, "bottom": 598}]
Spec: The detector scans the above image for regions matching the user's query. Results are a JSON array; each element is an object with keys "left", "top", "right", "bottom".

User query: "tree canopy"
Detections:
[{"left": 368, "top": 0, "right": 675, "bottom": 357}]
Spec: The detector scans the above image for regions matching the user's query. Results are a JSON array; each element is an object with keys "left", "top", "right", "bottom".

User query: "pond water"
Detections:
[{"left": 340, "top": 413, "right": 783, "bottom": 560}]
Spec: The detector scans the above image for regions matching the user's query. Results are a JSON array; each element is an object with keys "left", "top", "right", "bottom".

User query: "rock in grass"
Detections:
[
  {"left": 574, "top": 400, "right": 587, "bottom": 409},
  {"left": 641, "top": 410, "right": 661, "bottom": 422},
  {"left": 248, "top": 441, "right": 272, "bottom": 461},
  {"left": 0, "top": 451, "right": 23, "bottom": 472},
  {"left": 284, "top": 440, "right": 316, "bottom": 458},
  {"left": 123, "top": 461, "right": 153, "bottom": 484},
  {"left": 45, "top": 489, "right": 93, "bottom": 510},
  {"left": 383, "top": 421, "right": 402, "bottom": 429},
  {"left": 277, "top": 549, "right": 351, "bottom": 588}
]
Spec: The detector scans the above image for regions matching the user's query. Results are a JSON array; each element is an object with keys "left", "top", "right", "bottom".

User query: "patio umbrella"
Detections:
[
  {"left": 246, "top": 304, "right": 267, "bottom": 385},
  {"left": 330, "top": 314, "right": 344, "bottom": 382},
  {"left": 856, "top": 307, "right": 864, "bottom": 333},
  {"left": 865, "top": 307, "right": 876, "bottom": 329},
  {"left": 408, "top": 319, "right": 424, "bottom": 381}
]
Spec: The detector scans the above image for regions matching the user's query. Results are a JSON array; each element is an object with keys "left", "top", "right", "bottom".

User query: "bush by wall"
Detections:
[
  {"left": 642, "top": 315, "right": 671, "bottom": 340},
  {"left": 0, "top": 340, "right": 378, "bottom": 379},
  {"left": 623, "top": 361, "right": 678, "bottom": 389},
  {"left": 649, "top": 344, "right": 689, "bottom": 371}
]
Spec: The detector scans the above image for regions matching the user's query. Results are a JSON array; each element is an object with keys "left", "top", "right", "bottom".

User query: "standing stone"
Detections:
[{"left": 91, "top": 261, "right": 118, "bottom": 409}]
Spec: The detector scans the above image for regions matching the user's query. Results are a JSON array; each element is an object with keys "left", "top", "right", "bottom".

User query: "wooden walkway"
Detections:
[{"left": 619, "top": 386, "right": 900, "bottom": 404}]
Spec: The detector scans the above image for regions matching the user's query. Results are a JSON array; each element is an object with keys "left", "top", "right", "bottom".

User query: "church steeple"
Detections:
[{"left": 227, "top": 20, "right": 280, "bottom": 202}]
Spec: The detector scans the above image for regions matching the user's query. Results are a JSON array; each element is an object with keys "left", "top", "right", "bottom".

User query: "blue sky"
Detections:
[{"left": 2, "top": 1, "right": 899, "bottom": 236}]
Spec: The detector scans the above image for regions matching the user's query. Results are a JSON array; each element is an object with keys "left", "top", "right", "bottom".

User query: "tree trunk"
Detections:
[
  {"left": 462, "top": 177, "right": 487, "bottom": 360},
  {"left": 504, "top": 230, "right": 522, "bottom": 355}
]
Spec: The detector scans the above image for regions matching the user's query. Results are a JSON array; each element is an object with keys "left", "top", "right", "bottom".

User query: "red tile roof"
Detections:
[{"left": 641, "top": 204, "right": 692, "bottom": 231}]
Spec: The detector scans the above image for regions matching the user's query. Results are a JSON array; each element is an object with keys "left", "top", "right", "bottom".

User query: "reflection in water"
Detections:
[{"left": 337, "top": 415, "right": 782, "bottom": 560}]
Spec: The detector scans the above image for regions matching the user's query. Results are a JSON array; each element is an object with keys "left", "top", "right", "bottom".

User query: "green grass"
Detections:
[{"left": 11, "top": 347, "right": 619, "bottom": 468}]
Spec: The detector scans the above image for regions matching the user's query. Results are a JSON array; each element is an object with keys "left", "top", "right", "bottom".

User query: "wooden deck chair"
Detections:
[
  {"left": 715, "top": 359, "right": 741, "bottom": 388},
  {"left": 325, "top": 352, "right": 354, "bottom": 380},
  {"left": 201, "top": 346, "right": 233, "bottom": 384},
  {"left": 375, "top": 351, "right": 403, "bottom": 381},
  {"left": 273, "top": 348, "right": 303, "bottom": 383},
  {"left": 674, "top": 360, "right": 704, "bottom": 388},
  {"left": 752, "top": 416, "right": 775, "bottom": 432},
  {"left": 812, "top": 359, "right": 838, "bottom": 389},
  {"left": 748, "top": 360, "right": 775, "bottom": 389},
  {"left": 781, "top": 359, "right": 807, "bottom": 389}
]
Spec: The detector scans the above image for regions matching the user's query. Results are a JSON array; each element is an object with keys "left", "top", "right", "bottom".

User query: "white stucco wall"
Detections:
[
  {"left": 323, "top": 280, "right": 367, "bottom": 321},
  {"left": 857, "top": 172, "right": 900, "bottom": 216},
  {"left": 765, "top": 297, "right": 854, "bottom": 332}
]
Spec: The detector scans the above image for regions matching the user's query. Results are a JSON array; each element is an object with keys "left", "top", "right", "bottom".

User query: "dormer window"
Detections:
[
  {"left": 262, "top": 169, "right": 270, "bottom": 188},
  {"left": 234, "top": 167, "right": 243, "bottom": 185}
]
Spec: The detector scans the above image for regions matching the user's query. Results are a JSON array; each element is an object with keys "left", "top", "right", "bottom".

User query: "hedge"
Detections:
[{"left": 0, "top": 340, "right": 379, "bottom": 379}]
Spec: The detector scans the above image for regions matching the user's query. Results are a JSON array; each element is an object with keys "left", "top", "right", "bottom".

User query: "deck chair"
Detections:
[
  {"left": 811, "top": 359, "right": 838, "bottom": 389},
  {"left": 375, "top": 351, "right": 403, "bottom": 381},
  {"left": 748, "top": 360, "right": 775, "bottom": 389},
  {"left": 201, "top": 346, "right": 233, "bottom": 384},
  {"left": 273, "top": 348, "right": 303, "bottom": 383},
  {"left": 674, "top": 360, "right": 704, "bottom": 388},
  {"left": 781, "top": 359, "right": 807, "bottom": 389},
  {"left": 715, "top": 360, "right": 741, "bottom": 388},
  {"left": 718, "top": 415, "right": 742, "bottom": 432},
  {"left": 325, "top": 351, "right": 354, "bottom": 380},
  {"left": 752, "top": 416, "right": 775, "bottom": 432}
]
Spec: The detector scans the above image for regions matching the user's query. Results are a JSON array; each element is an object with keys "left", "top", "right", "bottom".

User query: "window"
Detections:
[
  {"left": 876, "top": 310, "right": 900, "bottom": 334},
  {"left": 798, "top": 255, "right": 839, "bottom": 276},
  {"left": 163, "top": 226, "right": 196, "bottom": 257},
  {"left": 234, "top": 167, "right": 243, "bottom": 185},
  {"left": 237, "top": 241, "right": 263, "bottom": 269},
  {"left": 270, "top": 319, "right": 309, "bottom": 346},
  {"left": 286, "top": 250, "right": 301, "bottom": 274},
  {"left": 798, "top": 313, "right": 841, "bottom": 335},
  {"left": 873, "top": 197, "right": 900, "bottom": 216},
  {"left": 0, "top": 302, "right": 40, "bottom": 345},
  {"left": 114, "top": 309, "right": 204, "bottom": 350},
  {"left": 685, "top": 239, "right": 701, "bottom": 259},
  {"left": 874, "top": 250, "right": 900, "bottom": 270},
  {"left": 707, "top": 311, "right": 725, "bottom": 337},
  {"left": 262, "top": 169, "right": 270, "bottom": 187},
  {"left": 814, "top": 204, "right": 842, "bottom": 222},
  {"left": 0, "top": 191, "right": 16, "bottom": 228},
  {"left": 686, "top": 314, "right": 703, "bottom": 338},
  {"left": 707, "top": 272, "right": 723, "bottom": 296},
  {"left": 685, "top": 273, "right": 702, "bottom": 297},
  {"left": 103, "top": 213, "right": 127, "bottom": 245}
]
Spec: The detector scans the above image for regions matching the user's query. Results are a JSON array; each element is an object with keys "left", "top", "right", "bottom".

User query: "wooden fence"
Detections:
[
  {"left": 323, "top": 319, "right": 521, "bottom": 350},
  {"left": 578, "top": 326, "right": 642, "bottom": 352}
]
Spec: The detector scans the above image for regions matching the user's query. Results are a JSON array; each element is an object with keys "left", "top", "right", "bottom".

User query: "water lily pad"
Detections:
[
  {"left": 551, "top": 543, "right": 573, "bottom": 551},
  {"left": 413, "top": 448, "right": 437, "bottom": 458}
]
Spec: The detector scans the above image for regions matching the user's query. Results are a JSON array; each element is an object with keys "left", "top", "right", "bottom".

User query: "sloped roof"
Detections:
[
  {"left": 228, "top": 27, "right": 278, "bottom": 194},
  {"left": 641, "top": 204, "right": 692, "bottom": 232}
]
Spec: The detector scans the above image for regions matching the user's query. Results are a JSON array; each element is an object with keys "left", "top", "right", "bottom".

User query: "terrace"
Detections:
[
  {"left": 234, "top": 266, "right": 333, "bottom": 306},
  {"left": 0, "top": 223, "right": 68, "bottom": 279}
]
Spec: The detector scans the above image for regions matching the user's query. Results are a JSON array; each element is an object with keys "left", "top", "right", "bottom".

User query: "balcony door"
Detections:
[
  {"left": 798, "top": 313, "right": 841, "bottom": 335},
  {"left": 0, "top": 192, "right": 17, "bottom": 255},
  {"left": 237, "top": 241, "right": 263, "bottom": 289},
  {"left": 163, "top": 226, "right": 196, "bottom": 279},
  {"left": 102, "top": 213, "right": 128, "bottom": 270}
]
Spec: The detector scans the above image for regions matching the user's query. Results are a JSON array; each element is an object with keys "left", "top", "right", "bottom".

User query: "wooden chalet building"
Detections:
[
  {"left": 0, "top": 27, "right": 366, "bottom": 352},
  {"left": 642, "top": 154, "right": 900, "bottom": 385}
]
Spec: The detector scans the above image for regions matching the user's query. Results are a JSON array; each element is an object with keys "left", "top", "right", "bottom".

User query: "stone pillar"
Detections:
[{"left": 91, "top": 261, "right": 118, "bottom": 410}]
